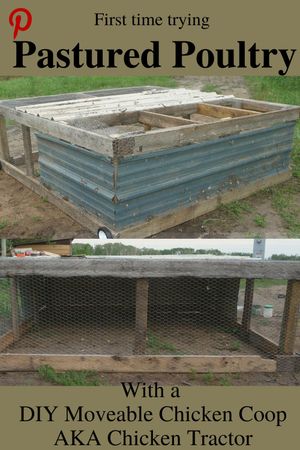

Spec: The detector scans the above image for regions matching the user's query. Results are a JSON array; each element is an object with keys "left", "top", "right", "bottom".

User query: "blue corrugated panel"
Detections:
[{"left": 37, "top": 121, "right": 296, "bottom": 230}]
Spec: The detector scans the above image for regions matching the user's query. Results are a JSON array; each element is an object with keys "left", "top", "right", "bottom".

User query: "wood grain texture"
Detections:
[
  {"left": 0, "top": 354, "right": 276, "bottom": 373},
  {"left": 0, "top": 115, "right": 10, "bottom": 161},
  {"left": 1, "top": 257, "right": 300, "bottom": 280},
  {"left": 279, "top": 280, "right": 300, "bottom": 354},
  {"left": 21, "top": 125, "right": 34, "bottom": 176},
  {"left": 134, "top": 279, "right": 149, "bottom": 354}
]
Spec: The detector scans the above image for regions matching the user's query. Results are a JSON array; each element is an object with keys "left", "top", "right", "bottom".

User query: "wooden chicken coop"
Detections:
[
  {"left": 0, "top": 257, "right": 299, "bottom": 373},
  {"left": 0, "top": 86, "right": 299, "bottom": 237}
]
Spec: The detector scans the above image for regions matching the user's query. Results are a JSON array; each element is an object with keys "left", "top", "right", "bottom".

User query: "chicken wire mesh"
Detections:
[{"left": 1, "top": 274, "right": 299, "bottom": 362}]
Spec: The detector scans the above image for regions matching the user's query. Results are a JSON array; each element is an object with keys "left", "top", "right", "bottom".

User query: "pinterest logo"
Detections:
[{"left": 9, "top": 8, "right": 32, "bottom": 40}]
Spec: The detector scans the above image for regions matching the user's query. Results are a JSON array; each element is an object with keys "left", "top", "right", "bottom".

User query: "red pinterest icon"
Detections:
[{"left": 9, "top": 8, "right": 32, "bottom": 40}]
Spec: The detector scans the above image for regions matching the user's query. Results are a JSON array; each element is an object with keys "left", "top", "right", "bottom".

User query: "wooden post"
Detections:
[
  {"left": 10, "top": 278, "right": 20, "bottom": 340},
  {"left": 0, "top": 115, "right": 10, "bottom": 162},
  {"left": 242, "top": 279, "right": 255, "bottom": 332},
  {"left": 279, "top": 280, "right": 300, "bottom": 354},
  {"left": 134, "top": 278, "right": 149, "bottom": 355},
  {"left": 22, "top": 125, "right": 35, "bottom": 176}
]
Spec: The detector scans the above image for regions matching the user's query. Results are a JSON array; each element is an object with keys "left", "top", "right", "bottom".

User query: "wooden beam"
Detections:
[
  {"left": 134, "top": 279, "right": 149, "bottom": 354},
  {"left": 242, "top": 279, "right": 255, "bottom": 332},
  {"left": 10, "top": 279, "right": 19, "bottom": 340},
  {"left": 197, "top": 103, "right": 260, "bottom": 118},
  {"left": 0, "top": 106, "right": 114, "bottom": 156},
  {"left": 21, "top": 125, "right": 34, "bottom": 176},
  {"left": 139, "top": 111, "right": 198, "bottom": 129},
  {"left": 279, "top": 280, "right": 300, "bottom": 354},
  {"left": 0, "top": 354, "right": 276, "bottom": 373},
  {"left": 127, "top": 108, "right": 299, "bottom": 155},
  {"left": 0, "top": 115, "right": 10, "bottom": 161},
  {"left": 1, "top": 257, "right": 300, "bottom": 281}
]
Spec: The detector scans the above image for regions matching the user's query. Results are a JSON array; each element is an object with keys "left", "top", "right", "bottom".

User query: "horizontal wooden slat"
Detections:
[
  {"left": 0, "top": 354, "right": 276, "bottom": 373},
  {"left": 139, "top": 111, "right": 198, "bottom": 128},
  {"left": 1, "top": 255, "right": 300, "bottom": 279},
  {"left": 127, "top": 108, "right": 299, "bottom": 155},
  {"left": 0, "top": 105, "right": 114, "bottom": 156},
  {"left": 197, "top": 103, "right": 260, "bottom": 118}
]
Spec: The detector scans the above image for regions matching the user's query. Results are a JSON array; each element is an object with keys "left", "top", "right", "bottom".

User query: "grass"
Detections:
[
  {"left": 240, "top": 279, "right": 287, "bottom": 288},
  {"left": 253, "top": 214, "right": 266, "bottom": 228},
  {"left": 38, "top": 365, "right": 103, "bottom": 386},
  {"left": 202, "top": 372, "right": 214, "bottom": 384},
  {"left": 229, "top": 341, "right": 241, "bottom": 352},
  {"left": 246, "top": 77, "right": 300, "bottom": 235},
  {"left": 147, "top": 331, "right": 179, "bottom": 354},
  {"left": 0, "top": 76, "right": 175, "bottom": 100},
  {"left": 221, "top": 200, "right": 251, "bottom": 219},
  {"left": 201, "top": 83, "right": 222, "bottom": 94},
  {"left": 0, "top": 279, "right": 10, "bottom": 316}
]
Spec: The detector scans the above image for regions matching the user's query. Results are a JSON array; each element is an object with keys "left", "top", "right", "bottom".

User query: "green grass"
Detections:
[
  {"left": 0, "top": 279, "right": 11, "bottom": 316},
  {"left": 147, "top": 331, "right": 179, "bottom": 354},
  {"left": 0, "top": 76, "right": 175, "bottom": 100},
  {"left": 201, "top": 83, "right": 222, "bottom": 94},
  {"left": 246, "top": 77, "right": 300, "bottom": 179},
  {"left": 221, "top": 200, "right": 251, "bottom": 219},
  {"left": 246, "top": 77, "right": 300, "bottom": 235},
  {"left": 253, "top": 214, "right": 266, "bottom": 228},
  {"left": 202, "top": 372, "right": 214, "bottom": 384},
  {"left": 38, "top": 365, "right": 103, "bottom": 386},
  {"left": 240, "top": 278, "right": 287, "bottom": 288}
]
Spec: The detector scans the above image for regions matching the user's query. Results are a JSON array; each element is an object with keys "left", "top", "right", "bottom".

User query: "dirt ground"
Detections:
[{"left": 1, "top": 76, "right": 299, "bottom": 239}]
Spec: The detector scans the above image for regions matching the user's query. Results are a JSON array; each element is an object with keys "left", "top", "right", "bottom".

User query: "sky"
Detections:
[{"left": 72, "top": 239, "right": 300, "bottom": 258}]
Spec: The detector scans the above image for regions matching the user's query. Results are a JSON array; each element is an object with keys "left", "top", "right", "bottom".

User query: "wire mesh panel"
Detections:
[
  {"left": 0, "top": 271, "right": 299, "bottom": 372},
  {"left": 0, "top": 259, "right": 300, "bottom": 371}
]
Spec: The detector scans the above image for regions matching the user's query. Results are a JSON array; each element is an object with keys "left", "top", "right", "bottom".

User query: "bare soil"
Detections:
[{"left": 0, "top": 76, "right": 298, "bottom": 239}]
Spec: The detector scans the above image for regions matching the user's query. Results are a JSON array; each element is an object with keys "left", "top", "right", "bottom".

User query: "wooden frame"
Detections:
[
  {"left": 0, "top": 257, "right": 299, "bottom": 373},
  {"left": 0, "top": 88, "right": 299, "bottom": 237}
]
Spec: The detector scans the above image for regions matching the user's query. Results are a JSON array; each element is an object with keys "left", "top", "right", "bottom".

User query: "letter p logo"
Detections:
[{"left": 9, "top": 8, "right": 32, "bottom": 40}]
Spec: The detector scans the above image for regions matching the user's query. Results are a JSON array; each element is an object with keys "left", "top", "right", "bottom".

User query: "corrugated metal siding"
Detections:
[{"left": 37, "top": 122, "right": 296, "bottom": 230}]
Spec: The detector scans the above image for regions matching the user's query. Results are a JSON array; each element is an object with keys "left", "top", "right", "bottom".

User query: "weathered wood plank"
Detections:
[
  {"left": 242, "top": 279, "right": 255, "bottom": 332},
  {"left": 1, "top": 257, "right": 300, "bottom": 280},
  {"left": 279, "top": 280, "right": 300, "bottom": 354},
  {"left": 0, "top": 106, "right": 114, "bottom": 156},
  {"left": 10, "top": 279, "right": 19, "bottom": 340},
  {"left": 134, "top": 279, "right": 149, "bottom": 354},
  {"left": 0, "top": 115, "right": 10, "bottom": 161},
  {"left": 197, "top": 103, "right": 260, "bottom": 118},
  {"left": 127, "top": 109, "right": 299, "bottom": 155},
  {"left": 139, "top": 111, "right": 198, "bottom": 128},
  {"left": 0, "top": 354, "right": 276, "bottom": 373},
  {"left": 21, "top": 125, "right": 35, "bottom": 176}
]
